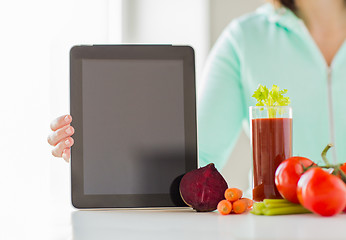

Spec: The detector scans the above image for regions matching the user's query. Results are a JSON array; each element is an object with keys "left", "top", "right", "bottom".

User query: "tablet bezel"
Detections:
[{"left": 70, "top": 45, "right": 197, "bottom": 208}]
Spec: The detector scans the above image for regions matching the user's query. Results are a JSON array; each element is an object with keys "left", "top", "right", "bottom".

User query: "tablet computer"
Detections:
[{"left": 70, "top": 45, "right": 197, "bottom": 209}]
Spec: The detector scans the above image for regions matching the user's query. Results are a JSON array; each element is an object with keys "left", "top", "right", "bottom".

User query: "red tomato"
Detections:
[
  {"left": 333, "top": 163, "right": 346, "bottom": 179},
  {"left": 340, "top": 163, "right": 346, "bottom": 174},
  {"left": 341, "top": 163, "right": 346, "bottom": 213},
  {"left": 297, "top": 167, "right": 346, "bottom": 217},
  {"left": 275, "top": 156, "right": 314, "bottom": 203},
  {"left": 332, "top": 163, "right": 346, "bottom": 213}
]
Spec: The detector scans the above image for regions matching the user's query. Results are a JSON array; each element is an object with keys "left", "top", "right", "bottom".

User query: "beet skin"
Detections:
[{"left": 179, "top": 163, "right": 228, "bottom": 212}]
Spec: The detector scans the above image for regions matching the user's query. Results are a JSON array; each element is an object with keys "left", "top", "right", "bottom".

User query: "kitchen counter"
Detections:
[{"left": 64, "top": 208, "right": 346, "bottom": 240}]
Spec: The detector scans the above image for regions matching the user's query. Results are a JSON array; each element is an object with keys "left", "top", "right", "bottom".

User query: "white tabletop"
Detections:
[{"left": 53, "top": 208, "right": 346, "bottom": 240}]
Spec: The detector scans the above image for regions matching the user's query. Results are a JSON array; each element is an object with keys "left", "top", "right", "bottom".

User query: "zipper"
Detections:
[
  {"left": 276, "top": 14, "right": 346, "bottom": 165},
  {"left": 298, "top": 23, "right": 338, "bottom": 164},
  {"left": 327, "top": 67, "right": 337, "bottom": 164}
]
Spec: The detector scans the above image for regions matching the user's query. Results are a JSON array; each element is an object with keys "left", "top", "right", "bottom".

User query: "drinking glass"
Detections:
[{"left": 249, "top": 106, "right": 292, "bottom": 201}]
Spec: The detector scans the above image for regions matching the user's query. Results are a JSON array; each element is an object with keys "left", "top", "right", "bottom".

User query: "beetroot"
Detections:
[{"left": 179, "top": 163, "right": 228, "bottom": 212}]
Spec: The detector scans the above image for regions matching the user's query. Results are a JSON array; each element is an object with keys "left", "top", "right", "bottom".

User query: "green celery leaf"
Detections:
[{"left": 252, "top": 84, "right": 290, "bottom": 108}]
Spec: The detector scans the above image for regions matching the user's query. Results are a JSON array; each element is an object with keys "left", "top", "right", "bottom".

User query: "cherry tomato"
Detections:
[
  {"left": 297, "top": 167, "right": 346, "bottom": 217},
  {"left": 275, "top": 156, "right": 314, "bottom": 203}
]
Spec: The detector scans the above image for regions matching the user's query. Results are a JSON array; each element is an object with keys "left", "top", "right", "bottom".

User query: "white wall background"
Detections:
[
  {"left": 121, "top": 0, "right": 210, "bottom": 83},
  {"left": 1, "top": 1, "right": 53, "bottom": 239}
]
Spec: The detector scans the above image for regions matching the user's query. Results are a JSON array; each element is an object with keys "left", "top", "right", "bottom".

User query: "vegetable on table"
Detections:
[
  {"left": 217, "top": 187, "right": 251, "bottom": 215},
  {"left": 217, "top": 200, "right": 233, "bottom": 215},
  {"left": 275, "top": 156, "right": 315, "bottom": 203},
  {"left": 339, "top": 163, "right": 346, "bottom": 213},
  {"left": 224, "top": 188, "right": 243, "bottom": 202},
  {"left": 339, "top": 163, "right": 346, "bottom": 176},
  {"left": 295, "top": 144, "right": 346, "bottom": 217},
  {"left": 250, "top": 199, "right": 311, "bottom": 216},
  {"left": 233, "top": 199, "right": 249, "bottom": 214},
  {"left": 274, "top": 144, "right": 346, "bottom": 217},
  {"left": 333, "top": 161, "right": 346, "bottom": 182},
  {"left": 297, "top": 167, "right": 346, "bottom": 217},
  {"left": 242, "top": 198, "right": 253, "bottom": 209},
  {"left": 179, "top": 163, "right": 228, "bottom": 212}
]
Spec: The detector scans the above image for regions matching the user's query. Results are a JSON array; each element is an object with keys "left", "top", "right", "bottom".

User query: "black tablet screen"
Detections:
[{"left": 82, "top": 59, "right": 185, "bottom": 195}]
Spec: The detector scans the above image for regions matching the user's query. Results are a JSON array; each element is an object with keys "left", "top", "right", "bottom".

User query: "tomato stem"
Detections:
[
  {"left": 320, "top": 144, "right": 346, "bottom": 183},
  {"left": 318, "top": 163, "right": 343, "bottom": 168},
  {"left": 302, "top": 162, "right": 316, "bottom": 172},
  {"left": 321, "top": 144, "right": 333, "bottom": 167}
]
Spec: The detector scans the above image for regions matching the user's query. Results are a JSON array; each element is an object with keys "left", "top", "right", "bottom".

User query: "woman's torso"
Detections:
[{"left": 211, "top": 4, "right": 346, "bottom": 164}]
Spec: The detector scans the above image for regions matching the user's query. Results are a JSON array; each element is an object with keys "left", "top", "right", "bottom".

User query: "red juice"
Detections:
[{"left": 251, "top": 118, "right": 292, "bottom": 201}]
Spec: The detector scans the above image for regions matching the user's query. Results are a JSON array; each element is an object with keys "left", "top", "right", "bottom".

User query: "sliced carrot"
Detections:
[
  {"left": 224, "top": 188, "right": 243, "bottom": 202},
  {"left": 232, "top": 199, "right": 248, "bottom": 214},
  {"left": 217, "top": 200, "right": 233, "bottom": 215},
  {"left": 241, "top": 198, "right": 253, "bottom": 209}
]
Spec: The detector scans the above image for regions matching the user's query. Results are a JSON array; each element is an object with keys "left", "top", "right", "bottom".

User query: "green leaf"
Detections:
[
  {"left": 252, "top": 84, "right": 269, "bottom": 103},
  {"left": 252, "top": 84, "right": 290, "bottom": 107},
  {"left": 270, "top": 85, "right": 280, "bottom": 103},
  {"left": 256, "top": 102, "right": 264, "bottom": 106}
]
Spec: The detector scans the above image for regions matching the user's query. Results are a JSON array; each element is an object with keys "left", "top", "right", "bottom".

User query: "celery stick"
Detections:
[
  {"left": 251, "top": 199, "right": 311, "bottom": 216},
  {"left": 252, "top": 202, "right": 266, "bottom": 215},
  {"left": 264, "top": 202, "right": 299, "bottom": 209},
  {"left": 263, "top": 199, "right": 291, "bottom": 205},
  {"left": 263, "top": 205, "right": 311, "bottom": 216},
  {"left": 250, "top": 210, "right": 261, "bottom": 215}
]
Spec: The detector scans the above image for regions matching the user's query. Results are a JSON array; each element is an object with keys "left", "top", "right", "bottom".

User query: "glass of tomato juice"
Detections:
[{"left": 249, "top": 106, "right": 292, "bottom": 202}]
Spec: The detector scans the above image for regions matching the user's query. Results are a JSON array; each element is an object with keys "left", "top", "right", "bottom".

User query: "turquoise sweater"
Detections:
[{"left": 197, "top": 4, "right": 346, "bottom": 170}]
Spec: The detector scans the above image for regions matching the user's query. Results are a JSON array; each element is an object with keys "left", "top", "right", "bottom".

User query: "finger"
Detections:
[
  {"left": 47, "top": 125, "right": 75, "bottom": 146},
  {"left": 50, "top": 114, "right": 72, "bottom": 131},
  {"left": 51, "top": 137, "right": 74, "bottom": 158},
  {"left": 62, "top": 148, "right": 71, "bottom": 163}
]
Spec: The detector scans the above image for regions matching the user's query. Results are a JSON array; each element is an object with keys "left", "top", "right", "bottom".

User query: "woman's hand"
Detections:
[{"left": 47, "top": 115, "right": 75, "bottom": 162}]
